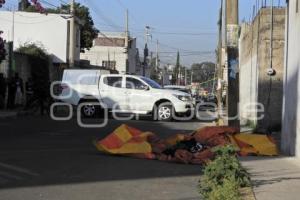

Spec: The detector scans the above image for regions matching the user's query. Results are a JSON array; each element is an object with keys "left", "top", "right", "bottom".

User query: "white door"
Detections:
[
  {"left": 100, "top": 76, "right": 128, "bottom": 110},
  {"left": 125, "top": 77, "right": 153, "bottom": 112}
]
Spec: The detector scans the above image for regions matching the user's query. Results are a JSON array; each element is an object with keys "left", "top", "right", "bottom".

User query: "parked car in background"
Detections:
[
  {"left": 164, "top": 85, "right": 204, "bottom": 105},
  {"left": 163, "top": 85, "right": 192, "bottom": 95},
  {"left": 205, "top": 93, "right": 218, "bottom": 104}
]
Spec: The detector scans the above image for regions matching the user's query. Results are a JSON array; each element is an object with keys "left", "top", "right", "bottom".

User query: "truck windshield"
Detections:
[{"left": 140, "top": 77, "right": 162, "bottom": 89}]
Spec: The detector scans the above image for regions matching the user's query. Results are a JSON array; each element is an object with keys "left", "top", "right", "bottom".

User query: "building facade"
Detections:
[
  {"left": 282, "top": 0, "right": 300, "bottom": 157},
  {"left": 0, "top": 11, "right": 81, "bottom": 64},
  {"left": 80, "top": 32, "right": 138, "bottom": 74}
]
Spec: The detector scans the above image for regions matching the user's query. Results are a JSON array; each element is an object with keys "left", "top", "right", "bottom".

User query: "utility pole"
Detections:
[
  {"left": 184, "top": 67, "right": 187, "bottom": 86},
  {"left": 143, "top": 26, "right": 150, "bottom": 76},
  {"left": 155, "top": 39, "right": 159, "bottom": 71},
  {"left": 69, "top": 0, "right": 76, "bottom": 68},
  {"left": 125, "top": 9, "right": 129, "bottom": 73},
  {"left": 217, "top": 0, "right": 224, "bottom": 123},
  {"left": 178, "top": 66, "right": 181, "bottom": 85},
  {"left": 226, "top": 0, "right": 240, "bottom": 129},
  {"left": 125, "top": 9, "right": 129, "bottom": 47},
  {"left": 12, "top": 8, "right": 15, "bottom": 43},
  {"left": 270, "top": 0, "right": 273, "bottom": 69},
  {"left": 175, "top": 51, "right": 180, "bottom": 85}
]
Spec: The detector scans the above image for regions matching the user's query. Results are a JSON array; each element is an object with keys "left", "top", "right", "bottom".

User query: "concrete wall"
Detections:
[
  {"left": 239, "top": 23, "right": 259, "bottom": 125},
  {"left": 0, "top": 11, "right": 80, "bottom": 63},
  {"left": 282, "top": 0, "right": 300, "bottom": 157},
  {"left": 239, "top": 8, "right": 285, "bottom": 130},
  {"left": 0, "top": 52, "right": 61, "bottom": 82}
]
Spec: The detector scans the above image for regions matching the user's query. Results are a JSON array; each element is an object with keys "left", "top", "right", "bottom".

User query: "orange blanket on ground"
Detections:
[{"left": 95, "top": 124, "right": 278, "bottom": 165}]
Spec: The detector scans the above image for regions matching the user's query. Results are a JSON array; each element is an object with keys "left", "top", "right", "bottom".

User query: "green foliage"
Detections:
[
  {"left": 172, "top": 51, "right": 180, "bottom": 84},
  {"left": 245, "top": 120, "right": 257, "bottom": 130},
  {"left": 149, "top": 57, "right": 160, "bottom": 83},
  {"left": 199, "top": 145, "right": 251, "bottom": 199},
  {"left": 66, "top": 3, "right": 99, "bottom": 50},
  {"left": 16, "top": 43, "right": 48, "bottom": 59},
  {"left": 16, "top": 43, "right": 49, "bottom": 95},
  {"left": 191, "top": 62, "right": 216, "bottom": 87},
  {"left": 0, "top": 34, "right": 6, "bottom": 64},
  {"left": 24, "top": 3, "right": 98, "bottom": 50},
  {"left": 208, "top": 177, "right": 241, "bottom": 200}
]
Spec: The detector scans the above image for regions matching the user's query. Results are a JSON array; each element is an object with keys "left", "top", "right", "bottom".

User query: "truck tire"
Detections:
[
  {"left": 156, "top": 102, "right": 173, "bottom": 121},
  {"left": 79, "top": 99, "right": 101, "bottom": 118}
]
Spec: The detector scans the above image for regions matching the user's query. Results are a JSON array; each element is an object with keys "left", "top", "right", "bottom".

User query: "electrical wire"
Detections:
[
  {"left": 39, "top": 0, "right": 60, "bottom": 9},
  {"left": 58, "top": 0, "right": 68, "bottom": 5},
  {"left": 0, "top": 15, "right": 59, "bottom": 24},
  {"left": 151, "top": 31, "right": 217, "bottom": 36},
  {"left": 84, "top": 0, "right": 124, "bottom": 31}
]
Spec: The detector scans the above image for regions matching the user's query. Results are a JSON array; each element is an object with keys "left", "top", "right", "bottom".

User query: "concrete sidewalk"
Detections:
[{"left": 240, "top": 156, "right": 300, "bottom": 200}]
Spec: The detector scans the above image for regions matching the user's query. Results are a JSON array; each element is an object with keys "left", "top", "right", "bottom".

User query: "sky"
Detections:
[{"left": 2, "top": 0, "right": 286, "bottom": 67}]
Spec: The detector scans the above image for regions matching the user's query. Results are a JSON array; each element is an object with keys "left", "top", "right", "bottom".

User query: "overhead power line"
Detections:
[
  {"left": 151, "top": 31, "right": 217, "bottom": 36},
  {"left": 40, "top": 0, "right": 60, "bottom": 9},
  {"left": 58, "top": 0, "right": 69, "bottom": 5},
  {"left": 84, "top": 0, "right": 124, "bottom": 31}
]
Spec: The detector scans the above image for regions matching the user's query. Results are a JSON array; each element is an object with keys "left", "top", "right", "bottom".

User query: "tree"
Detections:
[
  {"left": 149, "top": 57, "right": 158, "bottom": 81},
  {"left": 16, "top": 43, "right": 50, "bottom": 96},
  {"left": 24, "top": 2, "right": 98, "bottom": 51},
  {"left": 191, "top": 62, "right": 216, "bottom": 89},
  {"left": 19, "top": 0, "right": 31, "bottom": 11},
  {"left": 0, "top": 31, "right": 6, "bottom": 64},
  {"left": 0, "top": 0, "right": 5, "bottom": 8},
  {"left": 172, "top": 51, "right": 180, "bottom": 84}
]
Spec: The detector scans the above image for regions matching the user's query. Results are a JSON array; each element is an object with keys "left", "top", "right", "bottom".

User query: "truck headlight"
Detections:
[{"left": 173, "top": 94, "right": 192, "bottom": 102}]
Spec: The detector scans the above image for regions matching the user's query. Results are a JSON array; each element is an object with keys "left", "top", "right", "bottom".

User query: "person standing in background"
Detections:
[
  {"left": 0, "top": 73, "right": 6, "bottom": 109},
  {"left": 25, "top": 77, "right": 34, "bottom": 109},
  {"left": 8, "top": 73, "right": 24, "bottom": 108}
]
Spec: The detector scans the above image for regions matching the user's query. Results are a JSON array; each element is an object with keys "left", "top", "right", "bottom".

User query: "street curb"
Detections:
[
  {"left": 240, "top": 187, "right": 256, "bottom": 200},
  {"left": 239, "top": 159, "right": 257, "bottom": 200},
  {"left": 0, "top": 110, "right": 32, "bottom": 119},
  {"left": 0, "top": 112, "right": 17, "bottom": 119}
]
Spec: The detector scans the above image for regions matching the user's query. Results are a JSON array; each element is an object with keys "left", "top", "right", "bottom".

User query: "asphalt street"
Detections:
[{"left": 0, "top": 115, "right": 214, "bottom": 200}]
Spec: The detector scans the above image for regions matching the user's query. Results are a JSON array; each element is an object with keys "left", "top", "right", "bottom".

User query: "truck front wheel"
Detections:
[{"left": 155, "top": 102, "right": 174, "bottom": 121}]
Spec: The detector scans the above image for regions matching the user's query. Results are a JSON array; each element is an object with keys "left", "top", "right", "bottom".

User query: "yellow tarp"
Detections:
[
  {"left": 95, "top": 125, "right": 279, "bottom": 162},
  {"left": 95, "top": 124, "right": 152, "bottom": 154},
  {"left": 234, "top": 133, "right": 278, "bottom": 156}
]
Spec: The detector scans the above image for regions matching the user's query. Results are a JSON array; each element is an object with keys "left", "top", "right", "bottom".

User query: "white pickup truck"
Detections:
[{"left": 58, "top": 69, "right": 194, "bottom": 121}]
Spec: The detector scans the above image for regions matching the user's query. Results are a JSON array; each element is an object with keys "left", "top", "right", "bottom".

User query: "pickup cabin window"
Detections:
[
  {"left": 79, "top": 75, "right": 98, "bottom": 85},
  {"left": 126, "top": 77, "right": 147, "bottom": 90},
  {"left": 103, "top": 77, "right": 122, "bottom": 88}
]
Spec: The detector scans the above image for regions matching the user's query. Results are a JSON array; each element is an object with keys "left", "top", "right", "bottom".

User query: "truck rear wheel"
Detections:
[{"left": 79, "top": 99, "right": 101, "bottom": 118}]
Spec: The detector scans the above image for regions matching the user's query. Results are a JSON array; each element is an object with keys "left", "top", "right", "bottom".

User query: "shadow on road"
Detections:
[{"left": 0, "top": 116, "right": 209, "bottom": 189}]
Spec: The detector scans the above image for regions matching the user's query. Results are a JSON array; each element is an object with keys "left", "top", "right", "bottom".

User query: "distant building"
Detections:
[
  {"left": 0, "top": 11, "right": 81, "bottom": 64},
  {"left": 281, "top": 0, "right": 300, "bottom": 157},
  {"left": 80, "top": 32, "right": 138, "bottom": 74}
]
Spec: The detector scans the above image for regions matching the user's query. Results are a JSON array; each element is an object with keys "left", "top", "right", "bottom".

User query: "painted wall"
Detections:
[{"left": 0, "top": 11, "right": 80, "bottom": 63}]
